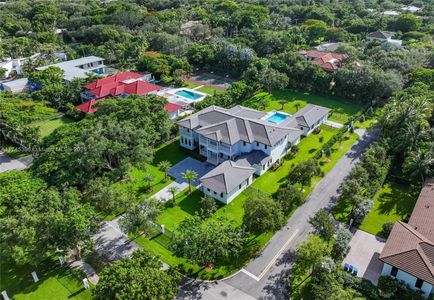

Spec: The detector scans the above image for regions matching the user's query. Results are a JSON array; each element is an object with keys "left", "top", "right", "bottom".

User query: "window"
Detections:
[
  {"left": 207, "top": 188, "right": 210, "bottom": 192},
  {"left": 239, "top": 184, "right": 242, "bottom": 189},
  {"left": 390, "top": 267, "right": 398, "bottom": 277},
  {"left": 187, "top": 128, "right": 189, "bottom": 133},
  {"left": 256, "top": 142, "right": 259, "bottom": 146},
  {"left": 213, "top": 191, "right": 216, "bottom": 195},
  {"left": 265, "top": 145, "right": 267, "bottom": 149},
  {"left": 220, "top": 193, "right": 223, "bottom": 198},
  {"left": 415, "top": 278, "right": 424, "bottom": 289},
  {"left": 181, "top": 137, "right": 184, "bottom": 143}
]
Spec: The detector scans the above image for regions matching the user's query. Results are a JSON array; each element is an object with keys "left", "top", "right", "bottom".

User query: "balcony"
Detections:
[{"left": 219, "top": 143, "right": 231, "bottom": 154}]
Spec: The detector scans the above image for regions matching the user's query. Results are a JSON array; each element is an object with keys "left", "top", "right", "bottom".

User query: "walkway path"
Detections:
[
  {"left": 177, "top": 128, "right": 377, "bottom": 299},
  {"left": 69, "top": 260, "right": 100, "bottom": 285},
  {"left": 151, "top": 181, "right": 188, "bottom": 202},
  {"left": 0, "top": 151, "right": 33, "bottom": 173}
]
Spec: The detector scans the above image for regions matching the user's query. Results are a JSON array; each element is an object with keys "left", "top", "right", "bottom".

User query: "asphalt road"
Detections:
[{"left": 177, "top": 129, "right": 377, "bottom": 300}]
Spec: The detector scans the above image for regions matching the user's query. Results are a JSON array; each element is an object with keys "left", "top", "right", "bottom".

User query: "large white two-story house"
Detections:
[{"left": 176, "top": 104, "right": 330, "bottom": 203}]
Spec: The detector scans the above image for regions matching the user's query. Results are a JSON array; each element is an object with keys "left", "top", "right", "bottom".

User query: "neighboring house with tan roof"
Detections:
[
  {"left": 299, "top": 50, "right": 346, "bottom": 72},
  {"left": 177, "top": 104, "right": 330, "bottom": 203},
  {"left": 380, "top": 179, "right": 434, "bottom": 297}
]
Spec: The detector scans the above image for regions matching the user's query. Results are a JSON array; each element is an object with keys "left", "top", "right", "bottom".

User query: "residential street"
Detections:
[
  {"left": 177, "top": 128, "right": 377, "bottom": 300},
  {"left": 0, "top": 151, "right": 33, "bottom": 173}
]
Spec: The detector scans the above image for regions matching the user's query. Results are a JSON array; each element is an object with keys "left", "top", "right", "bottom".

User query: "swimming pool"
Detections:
[
  {"left": 175, "top": 89, "right": 203, "bottom": 101},
  {"left": 266, "top": 112, "right": 289, "bottom": 124}
]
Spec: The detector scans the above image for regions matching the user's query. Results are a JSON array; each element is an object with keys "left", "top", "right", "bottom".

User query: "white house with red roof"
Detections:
[
  {"left": 299, "top": 50, "right": 346, "bottom": 72},
  {"left": 75, "top": 71, "right": 183, "bottom": 119}
]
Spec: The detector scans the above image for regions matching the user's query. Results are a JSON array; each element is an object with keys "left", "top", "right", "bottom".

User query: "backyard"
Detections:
[
  {"left": 1, "top": 258, "right": 91, "bottom": 300},
  {"left": 32, "top": 116, "right": 74, "bottom": 138},
  {"left": 359, "top": 179, "right": 418, "bottom": 237},
  {"left": 332, "top": 177, "right": 418, "bottom": 237},
  {"left": 242, "top": 90, "right": 364, "bottom": 124}
]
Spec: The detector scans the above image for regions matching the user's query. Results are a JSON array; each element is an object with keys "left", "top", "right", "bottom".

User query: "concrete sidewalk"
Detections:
[{"left": 151, "top": 181, "right": 188, "bottom": 202}]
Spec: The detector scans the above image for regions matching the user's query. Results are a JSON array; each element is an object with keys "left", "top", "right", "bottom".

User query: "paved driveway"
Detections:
[
  {"left": 0, "top": 151, "right": 33, "bottom": 173},
  {"left": 167, "top": 157, "right": 214, "bottom": 187},
  {"left": 343, "top": 229, "right": 385, "bottom": 285}
]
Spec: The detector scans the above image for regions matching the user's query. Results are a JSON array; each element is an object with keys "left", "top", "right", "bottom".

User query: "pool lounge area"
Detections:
[
  {"left": 264, "top": 111, "right": 290, "bottom": 124},
  {"left": 161, "top": 88, "right": 207, "bottom": 105}
]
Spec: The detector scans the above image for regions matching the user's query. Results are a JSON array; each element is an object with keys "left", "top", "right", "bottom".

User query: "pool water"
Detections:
[
  {"left": 175, "top": 89, "right": 202, "bottom": 100},
  {"left": 266, "top": 113, "right": 289, "bottom": 124}
]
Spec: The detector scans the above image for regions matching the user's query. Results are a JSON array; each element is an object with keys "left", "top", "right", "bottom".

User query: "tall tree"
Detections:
[
  {"left": 309, "top": 209, "right": 336, "bottom": 242},
  {"left": 93, "top": 250, "right": 180, "bottom": 300},
  {"left": 288, "top": 159, "right": 323, "bottom": 191},
  {"left": 182, "top": 169, "right": 198, "bottom": 193}
]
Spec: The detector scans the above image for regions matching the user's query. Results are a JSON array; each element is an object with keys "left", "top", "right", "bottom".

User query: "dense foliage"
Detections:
[
  {"left": 31, "top": 95, "right": 171, "bottom": 187},
  {"left": 93, "top": 250, "right": 180, "bottom": 300}
]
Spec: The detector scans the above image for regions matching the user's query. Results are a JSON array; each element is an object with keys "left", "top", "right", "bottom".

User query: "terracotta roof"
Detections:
[
  {"left": 74, "top": 97, "right": 107, "bottom": 113},
  {"left": 299, "top": 50, "right": 346, "bottom": 72},
  {"left": 380, "top": 179, "right": 434, "bottom": 284},
  {"left": 164, "top": 102, "right": 183, "bottom": 113},
  {"left": 84, "top": 72, "right": 160, "bottom": 97}
]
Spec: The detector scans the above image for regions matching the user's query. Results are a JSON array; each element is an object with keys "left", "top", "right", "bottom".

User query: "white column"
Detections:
[
  {"left": 31, "top": 271, "right": 39, "bottom": 283},
  {"left": 83, "top": 278, "right": 90, "bottom": 289},
  {"left": 1, "top": 290, "right": 9, "bottom": 300}
]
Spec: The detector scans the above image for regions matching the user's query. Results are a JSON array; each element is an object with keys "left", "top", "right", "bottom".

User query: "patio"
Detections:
[
  {"left": 167, "top": 157, "right": 214, "bottom": 187},
  {"left": 343, "top": 229, "right": 386, "bottom": 285}
]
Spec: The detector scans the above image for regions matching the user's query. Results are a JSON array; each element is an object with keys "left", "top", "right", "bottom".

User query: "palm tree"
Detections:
[
  {"left": 279, "top": 99, "right": 286, "bottom": 110},
  {"left": 167, "top": 186, "right": 180, "bottom": 204},
  {"left": 143, "top": 173, "right": 156, "bottom": 192},
  {"left": 403, "top": 149, "right": 434, "bottom": 183},
  {"left": 294, "top": 102, "right": 301, "bottom": 112},
  {"left": 403, "top": 124, "right": 429, "bottom": 152},
  {"left": 158, "top": 160, "right": 172, "bottom": 182},
  {"left": 182, "top": 169, "right": 198, "bottom": 193}
]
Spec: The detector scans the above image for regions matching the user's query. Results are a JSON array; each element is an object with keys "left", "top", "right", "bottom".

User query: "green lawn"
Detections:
[
  {"left": 359, "top": 179, "right": 418, "bottom": 237},
  {"left": 157, "top": 188, "right": 203, "bottom": 231},
  {"left": 1, "top": 258, "right": 91, "bottom": 300},
  {"left": 253, "top": 125, "right": 338, "bottom": 194},
  {"left": 196, "top": 85, "right": 224, "bottom": 95},
  {"left": 153, "top": 138, "right": 190, "bottom": 166},
  {"left": 32, "top": 116, "right": 74, "bottom": 137},
  {"left": 242, "top": 90, "right": 363, "bottom": 124}
]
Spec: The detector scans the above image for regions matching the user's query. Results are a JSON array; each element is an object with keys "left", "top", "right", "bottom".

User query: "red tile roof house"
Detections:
[
  {"left": 379, "top": 179, "right": 434, "bottom": 298},
  {"left": 299, "top": 50, "right": 346, "bottom": 72},
  {"left": 75, "top": 71, "right": 183, "bottom": 119}
]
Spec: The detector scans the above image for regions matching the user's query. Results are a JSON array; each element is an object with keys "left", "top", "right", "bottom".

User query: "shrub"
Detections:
[
  {"left": 381, "top": 222, "right": 394, "bottom": 238},
  {"left": 200, "top": 195, "right": 218, "bottom": 218},
  {"left": 273, "top": 184, "right": 304, "bottom": 213},
  {"left": 378, "top": 276, "right": 398, "bottom": 299},
  {"left": 332, "top": 228, "right": 352, "bottom": 261}
]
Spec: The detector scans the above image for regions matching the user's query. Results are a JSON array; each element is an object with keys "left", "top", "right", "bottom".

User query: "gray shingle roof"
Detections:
[
  {"left": 200, "top": 160, "right": 255, "bottom": 194},
  {"left": 368, "top": 31, "right": 393, "bottom": 39},
  {"left": 177, "top": 105, "right": 303, "bottom": 146},
  {"left": 236, "top": 150, "right": 271, "bottom": 166},
  {"left": 293, "top": 104, "right": 331, "bottom": 127}
]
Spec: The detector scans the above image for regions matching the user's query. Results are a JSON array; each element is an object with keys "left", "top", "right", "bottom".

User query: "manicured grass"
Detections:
[
  {"left": 1, "top": 258, "right": 91, "bottom": 300},
  {"left": 157, "top": 188, "right": 203, "bottom": 232},
  {"left": 153, "top": 138, "right": 189, "bottom": 166},
  {"left": 196, "top": 85, "right": 224, "bottom": 95},
  {"left": 252, "top": 125, "right": 339, "bottom": 195},
  {"left": 242, "top": 90, "right": 363, "bottom": 124},
  {"left": 184, "top": 81, "right": 201, "bottom": 89},
  {"left": 32, "top": 116, "right": 74, "bottom": 137},
  {"left": 359, "top": 179, "right": 418, "bottom": 237}
]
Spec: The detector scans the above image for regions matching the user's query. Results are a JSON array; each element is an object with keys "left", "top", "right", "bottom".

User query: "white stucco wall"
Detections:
[
  {"left": 381, "top": 263, "right": 433, "bottom": 297},
  {"left": 202, "top": 175, "right": 252, "bottom": 204},
  {"left": 179, "top": 126, "right": 197, "bottom": 150}
]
